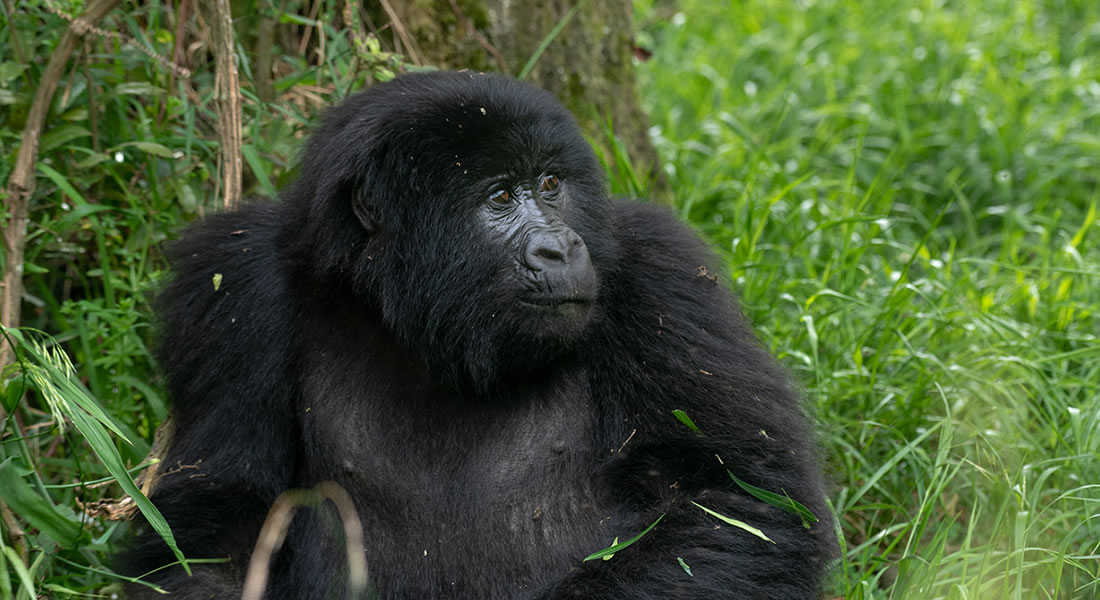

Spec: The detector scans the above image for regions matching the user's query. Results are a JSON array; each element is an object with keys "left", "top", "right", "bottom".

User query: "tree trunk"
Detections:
[{"left": 367, "top": 0, "right": 664, "bottom": 197}]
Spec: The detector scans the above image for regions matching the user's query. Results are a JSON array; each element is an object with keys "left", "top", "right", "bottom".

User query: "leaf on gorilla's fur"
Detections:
[
  {"left": 692, "top": 501, "right": 774, "bottom": 544},
  {"left": 671, "top": 409, "right": 702, "bottom": 434},
  {"left": 582, "top": 514, "right": 664, "bottom": 562},
  {"left": 677, "top": 556, "right": 694, "bottom": 576},
  {"left": 727, "top": 471, "right": 820, "bottom": 526},
  {"left": 602, "top": 537, "right": 618, "bottom": 561}
]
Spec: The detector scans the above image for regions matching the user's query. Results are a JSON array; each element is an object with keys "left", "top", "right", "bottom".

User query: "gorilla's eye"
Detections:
[
  {"left": 489, "top": 189, "right": 511, "bottom": 205},
  {"left": 540, "top": 174, "right": 561, "bottom": 193}
]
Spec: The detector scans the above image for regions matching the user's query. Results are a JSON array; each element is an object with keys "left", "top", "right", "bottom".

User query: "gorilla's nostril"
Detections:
[
  {"left": 525, "top": 229, "right": 579, "bottom": 270},
  {"left": 531, "top": 244, "right": 566, "bottom": 262}
]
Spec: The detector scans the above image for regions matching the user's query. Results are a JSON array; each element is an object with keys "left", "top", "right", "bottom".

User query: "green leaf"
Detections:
[
  {"left": 59, "top": 106, "right": 89, "bottom": 122},
  {"left": 0, "top": 542, "right": 12, "bottom": 598},
  {"left": 601, "top": 537, "right": 618, "bottom": 560},
  {"left": 583, "top": 514, "right": 664, "bottom": 562},
  {"left": 114, "top": 82, "right": 162, "bottom": 96},
  {"left": 54, "top": 203, "right": 113, "bottom": 234},
  {"left": 10, "top": 329, "right": 128, "bottom": 439},
  {"left": 39, "top": 125, "right": 91, "bottom": 153},
  {"left": 3, "top": 377, "right": 22, "bottom": 413},
  {"left": 0, "top": 458, "right": 84, "bottom": 547},
  {"left": 1, "top": 546, "right": 34, "bottom": 598},
  {"left": 375, "top": 67, "right": 395, "bottom": 82},
  {"left": 63, "top": 404, "right": 189, "bottom": 565},
  {"left": 677, "top": 556, "right": 694, "bottom": 576},
  {"left": 242, "top": 144, "right": 276, "bottom": 197},
  {"left": 692, "top": 501, "right": 774, "bottom": 543},
  {"left": 6, "top": 329, "right": 191, "bottom": 573},
  {"left": 177, "top": 182, "right": 198, "bottom": 213},
  {"left": 0, "top": 61, "right": 28, "bottom": 85},
  {"left": 36, "top": 163, "right": 88, "bottom": 205},
  {"left": 671, "top": 409, "right": 702, "bottom": 434},
  {"left": 279, "top": 13, "right": 318, "bottom": 26},
  {"left": 728, "top": 471, "right": 819, "bottom": 525},
  {"left": 213, "top": 273, "right": 223, "bottom": 291},
  {"left": 117, "top": 141, "right": 175, "bottom": 158},
  {"left": 74, "top": 152, "right": 111, "bottom": 169},
  {"left": 114, "top": 374, "right": 168, "bottom": 422}
]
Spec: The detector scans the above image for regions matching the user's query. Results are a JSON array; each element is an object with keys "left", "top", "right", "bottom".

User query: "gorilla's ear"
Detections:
[{"left": 352, "top": 190, "right": 381, "bottom": 234}]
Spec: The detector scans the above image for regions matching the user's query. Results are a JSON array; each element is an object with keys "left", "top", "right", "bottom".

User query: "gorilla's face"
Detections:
[
  {"left": 404, "top": 102, "right": 608, "bottom": 383},
  {"left": 476, "top": 169, "right": 598, "bottom": 341},
  {"left": 296, "top": 72, "right": 612, "bottom": 390}
]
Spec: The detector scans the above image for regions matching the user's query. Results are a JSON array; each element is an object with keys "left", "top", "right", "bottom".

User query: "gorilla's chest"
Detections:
[
  {"left": 302, "top": 363, "right": 596, "bottom": 496},
  {"left": 298, "top": 330, "right": 607, "bottom": 594}
]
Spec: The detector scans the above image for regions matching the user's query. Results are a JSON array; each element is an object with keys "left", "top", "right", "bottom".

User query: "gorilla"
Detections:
[{"left": 124, "top": 71, "right": 834, "bottom": 599}]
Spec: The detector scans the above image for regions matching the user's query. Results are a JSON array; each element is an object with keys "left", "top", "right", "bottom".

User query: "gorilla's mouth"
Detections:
[{"left": 517, "top": 295, "right": 593, "bottom": 309}]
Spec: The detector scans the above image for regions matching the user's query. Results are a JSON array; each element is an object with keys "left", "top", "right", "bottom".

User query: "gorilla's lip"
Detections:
[{"left": 517, "top": 296, "right": 593, "bottom": 308}]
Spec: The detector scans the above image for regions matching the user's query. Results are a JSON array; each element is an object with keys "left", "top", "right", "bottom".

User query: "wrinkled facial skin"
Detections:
[{"left": 480, "top": 172, "right": 597, "bottom": 321}]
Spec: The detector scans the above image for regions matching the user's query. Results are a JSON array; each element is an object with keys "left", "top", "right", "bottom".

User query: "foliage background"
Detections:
[{"left": 0, "top": 0, "right": 1098, "bottom": 598}]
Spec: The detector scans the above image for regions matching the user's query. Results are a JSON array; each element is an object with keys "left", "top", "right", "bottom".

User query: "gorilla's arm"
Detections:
[
  {"left": 558, "top": 202, "right": 834, "bottom": 599},
  {"left": 124, "top": 204, "right": 302, "bottom": 597}
]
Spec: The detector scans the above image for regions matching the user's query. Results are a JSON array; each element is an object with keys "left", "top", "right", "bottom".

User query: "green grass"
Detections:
[
  {"left": 635, "top": 0, "right": 1100, "bottom": 597},
  {"left": 1, "top": 0, "right": 1098, "bottom": 597}
]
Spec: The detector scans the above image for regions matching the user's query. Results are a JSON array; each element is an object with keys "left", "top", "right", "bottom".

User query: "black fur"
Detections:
[{"left": 123, "top": 72, "right": 835, "bottom": 599}]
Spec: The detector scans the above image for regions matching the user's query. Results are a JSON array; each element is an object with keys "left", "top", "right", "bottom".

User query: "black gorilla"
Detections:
[{"left": 125, "top": 71, "right": 834, "bottom": 599}]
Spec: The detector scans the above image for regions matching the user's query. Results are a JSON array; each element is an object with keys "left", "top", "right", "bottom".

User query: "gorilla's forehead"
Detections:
[
  {"left": 365, "top": 72, "right": 581, "bottom": 174},
  {"left": 379, "top": 71, "right": 571, "bottom": 127},
  {"left": 299, "top": 71, "right": 599, "bottom": 208}
]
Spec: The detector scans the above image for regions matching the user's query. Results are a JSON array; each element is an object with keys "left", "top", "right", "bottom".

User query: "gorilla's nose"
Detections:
[
  {"left": 524, "top": 228, "right": 586, "bottom": 272},
  {"left": 523, "top": 228, "right": 595, "bottom": 299}
]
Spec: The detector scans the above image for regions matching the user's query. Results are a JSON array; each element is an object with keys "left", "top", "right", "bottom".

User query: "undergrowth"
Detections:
[
  {"left": 0, "top": 0, "right": 1097, "bottom": 597},
  {"left": 637, "top": 0, "right": 1100, "bottom": 597}
]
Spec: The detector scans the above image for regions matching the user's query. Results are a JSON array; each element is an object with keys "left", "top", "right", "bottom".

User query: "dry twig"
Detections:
[
  {"left": 242, "top": 482, "right": 368, "bottom": 600},
  {"left": 202, "top": 0, "right": 243, "bottom": 210},
  {"left": 377, "top": 0, "right": 423, "bottom": 65}
]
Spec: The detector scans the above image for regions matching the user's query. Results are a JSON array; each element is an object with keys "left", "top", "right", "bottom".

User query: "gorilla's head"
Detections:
[{"left": 288, "top": 72, "right": 615, "bottom": 392}]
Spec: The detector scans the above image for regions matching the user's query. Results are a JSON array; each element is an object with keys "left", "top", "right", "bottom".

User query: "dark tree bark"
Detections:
[{"left": 367, "top": 0, "right": 664, "bottom": 197}]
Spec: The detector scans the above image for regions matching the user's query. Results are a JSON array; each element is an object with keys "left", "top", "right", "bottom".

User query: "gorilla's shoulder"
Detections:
[
  {"left": 607, "top": 199, "right": 722, "bottom": 282},
  {"left": 162, "top": 201, "right": 290, "bottom": 277},
  {"left": 155, "top": 201, "right": 298, "bottom": 380},
  {"left": 595, "top": 199, "right": 752, "bottom": 349}
]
